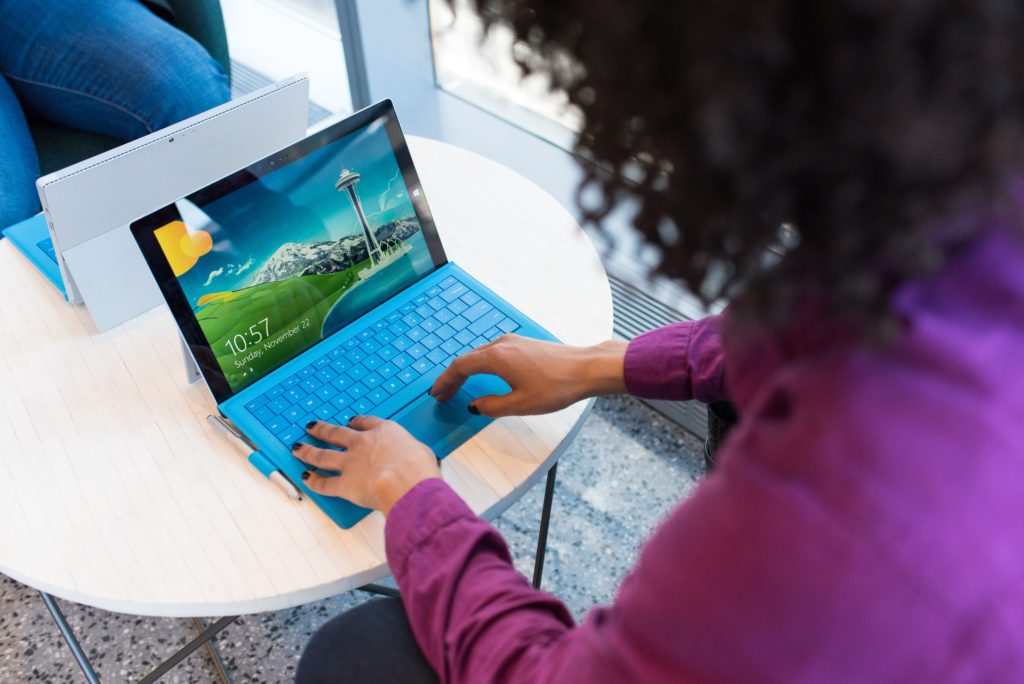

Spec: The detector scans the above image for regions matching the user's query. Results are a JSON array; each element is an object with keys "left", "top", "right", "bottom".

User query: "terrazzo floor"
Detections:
[{"left": 0, "top": 395, "right": 705, "bottom": 683}]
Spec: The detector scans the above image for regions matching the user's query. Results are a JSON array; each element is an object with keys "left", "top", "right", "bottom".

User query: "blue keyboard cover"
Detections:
[{"left": 221, "top": 262, "right": 557, "bottom": 528}]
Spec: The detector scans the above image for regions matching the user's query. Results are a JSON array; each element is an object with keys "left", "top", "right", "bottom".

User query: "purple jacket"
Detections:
[{"left": 385, "top": 229, "right": 1024, "bottom": 682}]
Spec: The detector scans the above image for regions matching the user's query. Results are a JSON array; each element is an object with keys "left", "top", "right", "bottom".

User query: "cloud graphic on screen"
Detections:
[{"left": 202, "top": 257, "right": 256, "bottom": 287}]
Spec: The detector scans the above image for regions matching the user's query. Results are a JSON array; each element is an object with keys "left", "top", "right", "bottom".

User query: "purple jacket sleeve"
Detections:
[{"left": 623, "top": 316, "right": 727, "bottom": 403}]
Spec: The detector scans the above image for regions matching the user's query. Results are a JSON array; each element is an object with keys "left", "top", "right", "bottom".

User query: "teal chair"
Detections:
[{"left": 27, "top": 0, "right": 231, "bottom": 176}]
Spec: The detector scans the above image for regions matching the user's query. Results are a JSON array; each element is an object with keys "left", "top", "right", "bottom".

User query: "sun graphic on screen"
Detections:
[{"left": 154, "top": 220, "right": 212, "bottom": 276}]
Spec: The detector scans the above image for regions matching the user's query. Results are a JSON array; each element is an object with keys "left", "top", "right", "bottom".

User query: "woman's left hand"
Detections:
[{"left": 293, "top": 416, "right": 441, "bottom": 515}]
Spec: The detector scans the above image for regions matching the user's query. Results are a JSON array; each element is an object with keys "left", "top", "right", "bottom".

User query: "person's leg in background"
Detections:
[
  {"left": 0, "top": 73, "right": 41, "bottom": 228},
  {"left": 296, "top": 598, "right": 439, "bottom": 684},
  {"left": 0, "top": 0, "right": 230, "bottom": 221}
]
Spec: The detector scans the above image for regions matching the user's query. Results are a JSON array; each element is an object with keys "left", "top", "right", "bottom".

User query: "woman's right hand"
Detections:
[{"left": 429, "top": 334, "right": 628, "bottom": 417}]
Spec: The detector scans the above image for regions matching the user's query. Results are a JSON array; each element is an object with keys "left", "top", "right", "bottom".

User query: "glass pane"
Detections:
[
  {"left": 222, "top": 0, "right": 352, "bottom": 122},
  {"left": 429, "top": 0, "right": 581, "bottom": 149}
]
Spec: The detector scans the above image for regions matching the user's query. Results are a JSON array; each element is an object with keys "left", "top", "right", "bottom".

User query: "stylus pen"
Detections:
[{"left": 206, "top": 414, "right": 303, "bottom": 501}]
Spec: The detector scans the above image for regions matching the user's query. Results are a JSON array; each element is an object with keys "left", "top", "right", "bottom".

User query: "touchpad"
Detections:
[{"left": 394, "top": 389, "right": 493, "bottom": 460}]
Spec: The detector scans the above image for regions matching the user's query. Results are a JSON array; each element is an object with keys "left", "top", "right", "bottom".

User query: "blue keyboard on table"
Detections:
[{"left": 241, "top": 274, "right": 519, "bottom": 448}]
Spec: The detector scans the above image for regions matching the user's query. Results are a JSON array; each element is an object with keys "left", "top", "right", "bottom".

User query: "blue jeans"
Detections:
[{"left": 0, "top": 0, "right": 230, "bottom": 228}]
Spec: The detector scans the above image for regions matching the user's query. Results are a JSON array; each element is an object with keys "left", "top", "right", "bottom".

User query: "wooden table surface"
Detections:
[{"left": 0, "top": 137, "right": 613, "bottom": 617}]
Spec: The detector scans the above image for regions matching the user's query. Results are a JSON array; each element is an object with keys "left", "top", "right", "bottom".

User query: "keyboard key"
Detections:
[
  {"left": 346, "top": 382, "right": 369, "bottom": 399},
  {"left": 358, "top": 327, "right": 374, "bottom": 340},
  {"left": 285, "top": 387, "right": 307, "bottom": 404},
  {"left": 299, "top": 377, "right": 322, "bottom": 393},
  {"left": 362, "top": 355, "right": 382, "bottom": 371},
  {"left": 439, "top": 276, "right": 458, "bottom": 289},
  {"left": 330, "top": 358, "right": 352, "bottom": 374},
  {"left": 392, "top": 336, "right": 411, "bottom": 352},
  {"left": 279, "top": 425, "right": 304, "bottom": 446},
  {"left": 269, "top": 397, "right": 291, "bottom": 414},
  {"left": 331, "top": 394, "right": 350, "bottom": 410},
  {"left": 315, "top": 404, "right": 334, "bottom": 419},
  {"left": 463, "top": 300, "right": 492, "bottom": 322},
  {"left": 347, "top": 365, "right": 368, "bottom": 380},
  {"left": 265, "top": 385, "right": 285, "bottom": 400},
  {"left": 331, "top": 375, "right": 353, "bottom": 392},
  {"left": 435, "top": 324, "right": 456, "bottom": 340},
  {"left": 376, "top": 330, "right": 396, "bottom": 344},
  {"left": 411, "top": 359, "right": 430, "bottom": 374},
  {"left": 392, "top": 353, "right": 412, "bottom": 368},
  {"left": 363, "top": 372, "right": 383, "bottom": 389},
  {"left": 397, "top": 369, "right": 415, "bottom": 384},
  {"left": 360, "top": 339, "right": 381, "bottom": 354},
  {"left": 267, "top": 416, "right": 287, "bottom": 434},
  {"left": 377, "top": 363, "right": 397, "bottom": 378},
  {"left": 315, "top": 384, "right": 338, "bottom": 401},
  {"left": 282, "top": 376, "right": 300, "bottom": 389},
  {"left": 300, "top": 396, "right": 318, "bottom": 411},
  {"left": 427, "top": 285, "right": 443, "bottom": 297},
  {"left": 483, "top": 326, "right": 501, "bottom": 340},
  {"left": 402, "top": 312, "right": 424, "bottom": 327},
  {"left": 441, "top": 355, "right": 457, "bottom": 368},
  {"left": 400, "top": 302, "right": 416, "bottom": 314},
  {"left": 367, "top": 389, "right": 388, "bottom": 404},
  {"left": 334, "top": 409, "right": 356, "bottom": 425},
  {"left": 383, "top": 379, "right": 403, "bottom": 394},
  {"left": 460, "top": 291, "right": 482, "bottom": 306},
  {"left": 407, "top": 344, "right": 428, "bottom": 359},
  {"left": 315, "top": 368, "right": 337, "bottom": 383},
  {"left": 245, "top": 396, "right": 268, "bottom": 412},
  {"left": 253, "top": 405, "right": 275, "bottom": 422},
  {"left": 434, "top": 308, "right": 454, "bottom": 324},
  {"left": 284, "top": 406, "right": 303, "bottom": 422},
  {"left": 297, "top": 366, "right": 315, "bottom": 379},
  {"left": 386, "top": 311, "right": 402, "bottom": 323},
  {"left": 469, "top": 310, "right": 504, "bottom": 336},
  {"left": 415, "top": 304, "right": 433, "bottom": 318},
  {"left": 372, "top": 319, "right": 388, "bottom": 331},
  {"left": 473, "top": 336, "right": 490, "bottom": 347},
  {"left": 441, "top": 282, "right": 468, "bottom": 303},
  {"left": 313, "top": 356, "right": 330, "bottom": 369},
  {"left": 353, "top": 399, "right": 374, "bottom": 413},
  {"left": 377, "top": 346, "right": 396, "bottom": 361},
  {"left": 498, "top": 317, "right": 519, "bottom": 333},
  {"left": 413, "top": 294, "right": 429, "bottom": 306},
  {"left": 454, "top": 329, "right": 475, "bottom": 346},
  {"left": 428, "top": 298, "right": 446, "bottom": 312},
  {"left": 420, "top": 318, "right": 439, "bottom": 333},
  {"left": 328, "top": 346, "right": 346, "bottom": 359},
  {"left": 448, "top": 300, "right": 468, "bottom": 316},
  {"left": 440, "top": 338, "right": 461, "bottom": 355},
  {"left": 406, "top": 328, "right": 425, "bottom": 342},
  {"left": 389, "top": 321, "right": 410, "bottom": 336},
  {"left": 426, "top": 348, "right": 447, "bottom": 364},
  {"left": 344, "top": 337, "right": 360, "bottom": 349},
  {"left": 421, "top": 334, "right": 442, "bottom": 350}
]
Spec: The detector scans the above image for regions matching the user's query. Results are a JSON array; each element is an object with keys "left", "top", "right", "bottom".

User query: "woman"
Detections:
[
  {"left": 0, "top": 0, "right": 229, "bottom": 228},
  {"left": 297, "top": 1, "right": 1024, "bottom": 681}
]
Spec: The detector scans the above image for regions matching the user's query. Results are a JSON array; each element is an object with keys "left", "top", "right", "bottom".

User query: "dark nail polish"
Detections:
[
  {"left": 301, "top": 470, "right": 311, "bottom": 481},
  {"left": 291, "top": 441, "right": 303, "bottom": 452},
  {"left": 306, "top": 420, "right": 318, "bottom": 430},
  {"left": 467, "top": 403, "right": 479, "bottom": 415}
]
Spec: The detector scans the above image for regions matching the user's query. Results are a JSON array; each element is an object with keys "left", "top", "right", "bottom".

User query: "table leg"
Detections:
[
  {"left": 532, "top": 462, "right": 558, "bottom": 589},
  {"left": 39, "top": 592, "right": 101, "bottom": 684},
  {"left": 357, "top": 583, "right": 401, "bottom": 598},
  {"left": 193, "top": 617, "right": 234, "bottom": 684}
]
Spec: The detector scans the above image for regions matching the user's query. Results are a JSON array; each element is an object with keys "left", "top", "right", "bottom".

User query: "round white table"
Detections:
[{"left": 0, "top": 137, "right": 611, "bottom": 628}]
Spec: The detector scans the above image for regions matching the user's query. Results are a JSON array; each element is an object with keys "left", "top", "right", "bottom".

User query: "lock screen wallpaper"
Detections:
[{"left": 153, "top": 119, "right": 435, "bottom": 393}]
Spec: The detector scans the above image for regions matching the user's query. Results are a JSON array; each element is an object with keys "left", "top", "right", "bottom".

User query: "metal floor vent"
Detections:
[
  {"left": 610, "top": 275, "right": 708, "bottom": 439},
  {"left": 230, "top": 60, "right": 333, "bottom": 128}
]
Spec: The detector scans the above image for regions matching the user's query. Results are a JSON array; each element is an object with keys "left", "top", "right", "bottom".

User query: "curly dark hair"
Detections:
[{"left": 460, "top": 0, "right": 1024, "bottom": 331}]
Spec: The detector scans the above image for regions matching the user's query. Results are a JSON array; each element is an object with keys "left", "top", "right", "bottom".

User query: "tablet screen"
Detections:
[{"left": 135, "top": 104, "right": 445, "bottom": 399}]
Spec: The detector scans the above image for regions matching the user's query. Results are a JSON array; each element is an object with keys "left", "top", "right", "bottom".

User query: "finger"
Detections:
[
  {"left": 291, "top": 442, "right": 346, "bottom": 471},
  {"left": 468, "top": 392, "right": 523, "bottom": 419},
  {"left": 300, "top": 470, "right": 347, "bottom": 499},
  {"left": 306, "top": 420, "right": 359, "bottom": 447},
  {"left": 431, "top": 348, "right": 500, "bottom": 402},
  {"left": 348, "top": 414, "right": 385, "bottom": 431}
]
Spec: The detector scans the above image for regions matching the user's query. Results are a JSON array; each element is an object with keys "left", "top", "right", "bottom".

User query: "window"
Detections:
[
  {"left": 429, "top": 0, "right": 581, "bottom": 150},
  {"left": 221, "top": 0, "right": 351, "bottom": 123}
]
